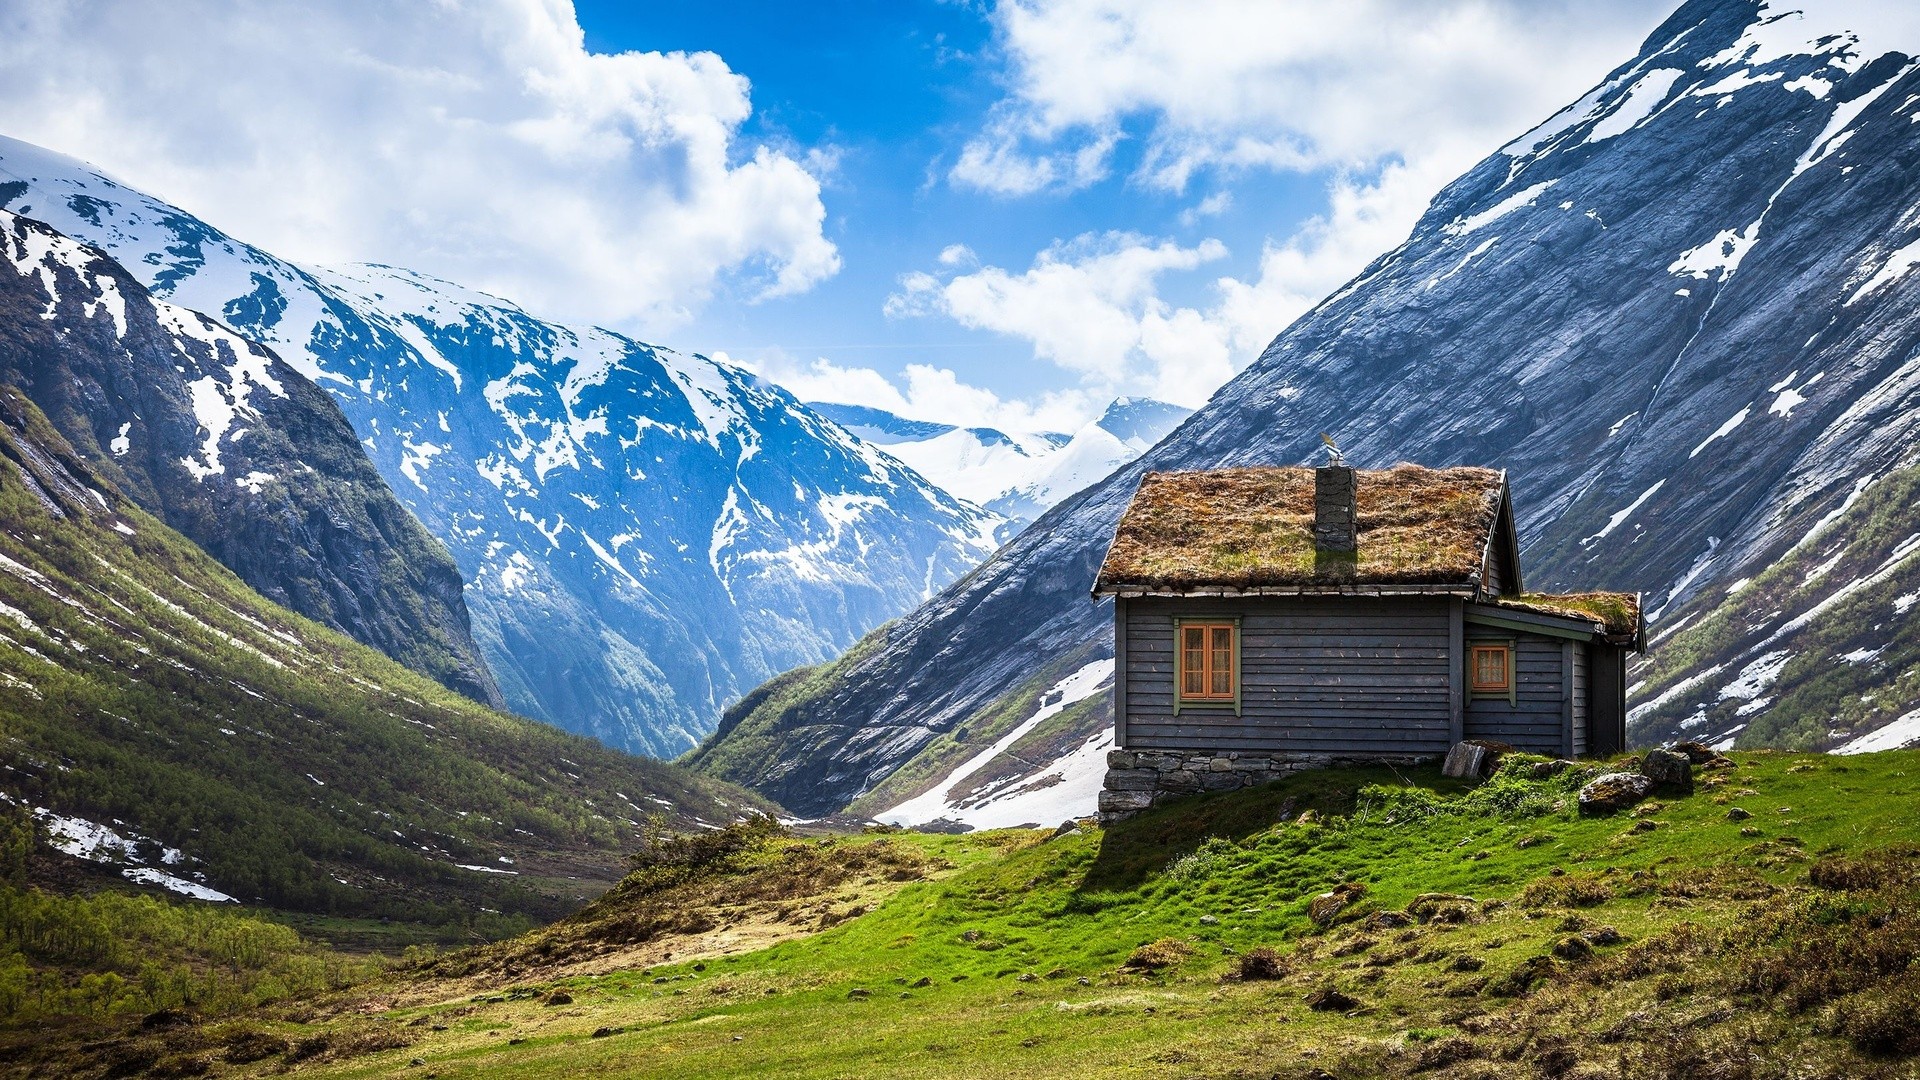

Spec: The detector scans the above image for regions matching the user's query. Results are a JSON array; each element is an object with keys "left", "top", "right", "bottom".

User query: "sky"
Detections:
[{"left": 0, "top": 0, "right": 1676, "bottom": 433}]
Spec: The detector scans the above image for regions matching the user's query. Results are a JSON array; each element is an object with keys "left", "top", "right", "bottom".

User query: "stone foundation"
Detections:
[{"left": 1098, "top": 749, "right": 1436, "bottom": 820}]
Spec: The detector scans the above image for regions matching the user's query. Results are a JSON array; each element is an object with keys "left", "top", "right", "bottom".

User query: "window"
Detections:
[
  {"left": 1470, "top": 643, "right": 1513, "bottom": 695},
  {"left": 1177, "top": 621, "right": 1237, "bottom": 704}
]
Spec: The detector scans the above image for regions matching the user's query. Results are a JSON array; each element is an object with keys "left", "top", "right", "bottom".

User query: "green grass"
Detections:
[{"left": 90, "top": 748, "right": 1920, "bottom": 1079}]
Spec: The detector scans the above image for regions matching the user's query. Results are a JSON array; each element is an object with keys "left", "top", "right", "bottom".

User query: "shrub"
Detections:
[
  {"left": 1124, "top": 938, "right": 1193, "bottom": 970},
  {"left": 1238, "top": 946, "right": 1287, "bottom": 980}
]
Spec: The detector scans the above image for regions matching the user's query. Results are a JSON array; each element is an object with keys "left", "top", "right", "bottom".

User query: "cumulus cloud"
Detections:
[
  {"left": 890, "top": 156, "right": 1480, "bottom": 411},
  {"left": 736, "top": 354, "right": 1099, "bottom": 434},
  {"left": 915, "top": 0, "right": 1669, "bottom": 415},
  {"left": 955, "top": 0, "right": 1670, "bottom": 195},
  {"left": 0, "top": 0, "right": 839, "bottom": 331}
]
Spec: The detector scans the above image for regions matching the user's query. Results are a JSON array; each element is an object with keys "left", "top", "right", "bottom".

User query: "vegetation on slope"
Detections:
[
  {"left": 54, "top": 747, "right": 1920, "bottom": 1079},
  {"left": 1631, "top": 463, "right": 1920, "bottom": 750},
  {"left": 0, "top": 386, "right": 770, "bottom": 929}
]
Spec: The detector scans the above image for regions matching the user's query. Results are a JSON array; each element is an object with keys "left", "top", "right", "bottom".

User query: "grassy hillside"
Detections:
[
  {"left": 0, "top": 385, "right": 771, "bottom": 932},
  {"left": 61, "top": 747, "right": 1920, "bottom": 1078}
]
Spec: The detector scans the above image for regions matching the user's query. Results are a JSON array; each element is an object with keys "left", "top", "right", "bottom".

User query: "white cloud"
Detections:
[
  {"left": 889, "top": 154, "right": 1470, "bottom": 410},
  {"left": 913, "top": 0, "right": 1670, "bottom": 414},
  {"left": 0, "top": 0, "right": 840, "bottom": 332},
  {"left": 737, "top": 353, "right": 1099, "bottom": 434},
  {"left": 886, "top": 232, "right": 1232, "bottom": 405},
  {"left": 957, "top": 0, "right": 1672, "bottom": 195}
]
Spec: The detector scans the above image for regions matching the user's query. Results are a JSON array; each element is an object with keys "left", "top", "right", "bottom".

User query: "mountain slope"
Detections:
[
  {"left": 696, "top": 0, "right": 1920, "bottom": 817},
  {"left": 810, "top": 397, "right": 1190, "bottom": 539},
  {"left": 0, "top": 207, "right": 500, "bottom": 707},
  {"left": 0, "top": 381, "right": 765, "bottom": 925},
  {"left": 0, "top": 140, "right": 999, "bottom": 756}
]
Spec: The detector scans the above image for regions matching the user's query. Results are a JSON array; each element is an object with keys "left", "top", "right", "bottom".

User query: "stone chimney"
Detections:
[{"left": 1313, "top": 464, "right": 1357, "bottom": 553}]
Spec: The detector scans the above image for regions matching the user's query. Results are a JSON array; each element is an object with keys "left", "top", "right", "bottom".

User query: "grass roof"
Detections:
[
  {"left": 1497, "top": 592, "right": 1644, "bottom": 645},
  {"left": 1094, "top": 464, "right": 1506, "bottom": 592}
]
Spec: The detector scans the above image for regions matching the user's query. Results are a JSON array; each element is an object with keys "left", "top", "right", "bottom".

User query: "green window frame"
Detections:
[
  {"left": 1468, "top": 639, "right": 1517, "bottom": 705},
  {"left": 1173, "top": 616, "right": 1242, "bottom": 716}
]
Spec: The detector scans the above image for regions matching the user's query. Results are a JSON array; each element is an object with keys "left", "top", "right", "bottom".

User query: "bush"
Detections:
[
  {"left": 1124, "top": 938, "right": 1192, "bottom": 970},
  {"left": 1238, "top": 946, "right": 1286, "bottom": 980}
]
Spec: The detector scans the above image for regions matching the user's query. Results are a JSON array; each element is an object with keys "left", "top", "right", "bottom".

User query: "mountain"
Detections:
[
  {"left": 0, "top": 137, "right": 999, "bottom": 757},
  {"left": 808, "top": 397, "right": 1190, "bottom": 539},
  {"left": 0, "top": 207, "right": 499, "bottom": 706},
  {"left": 693, "top": 0, "right": 1920, "bottom": 818},
  {"left": 0, "top": 379, "right": 765, "bottom": 925}
]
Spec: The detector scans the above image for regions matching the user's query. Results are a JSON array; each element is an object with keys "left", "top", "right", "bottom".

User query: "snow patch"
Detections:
[
  {"left": 877, "top": 659, "right": 1113, "bottom": 830},
  {"left": 1443, "top": 181, "right": 1557, "bottom": 238},
  {"left": 123, "top": 867, "right": 236, "bottom": 903},
  {"left": 1689, "top": 405, "right": 1751, "bottom": 457},
  {"left": 1834, "top": 707, "right": 1920, "bottom": 755}
]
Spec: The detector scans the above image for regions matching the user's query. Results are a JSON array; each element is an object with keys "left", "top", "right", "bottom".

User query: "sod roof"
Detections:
[
  {"left": 1094, "top": 464, "right": 1507, "bottom": 593},
  {"left": 1494, "top": 592, "right": 1644, "bottom": 646}
]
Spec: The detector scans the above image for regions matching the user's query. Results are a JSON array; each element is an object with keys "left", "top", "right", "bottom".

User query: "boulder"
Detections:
[
  {"left": 1577, "top": 772, "right": 1656, "bottom": 816},
  {"left": 1442, "top": 742, "right": 1490, "bottom": 779},
  {"left": 1309, "top": 882, "right": 1369, "bottom": 926},
  {"left": 1442, "top": 740, "right": 1514, "bottom": 779},
  {"left": 1640, "top": 748, "right": 1694, "bottom": 791}
]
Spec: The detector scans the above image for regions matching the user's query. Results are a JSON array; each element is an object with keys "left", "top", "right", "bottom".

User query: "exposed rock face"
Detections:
[
  {"left": 1578, "top": 773, "right": 1657, "bottom": 816},
  {"left": 694, "top": 0, "right": 1920, "bottom": 816},
  {"left": 0, "top": 210, "right": 500, "bottom": 705}
]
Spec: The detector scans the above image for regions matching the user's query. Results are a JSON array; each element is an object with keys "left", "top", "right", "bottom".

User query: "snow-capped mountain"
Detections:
[
  {"left": 0, "top": 135, "right": 999, "bottom": 756},
  {"left": 809, "top": 397, "right": 1190, "bottom": 538},
  {"left": 695, "top": 0, "right": 1920, "bottom": 817},
  {"left": 0, "top": 208, "right": 500, "bottom": 706}
]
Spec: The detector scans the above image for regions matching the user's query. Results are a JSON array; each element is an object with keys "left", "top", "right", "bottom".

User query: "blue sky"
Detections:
[{"left": 0, "top": 0, "right": 1674, "bottom": 430}]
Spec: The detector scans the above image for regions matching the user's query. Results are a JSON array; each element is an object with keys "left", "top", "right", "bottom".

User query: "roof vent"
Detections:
[{"left": 1313, "top": 464, "right": 1357, "bottom": 553}]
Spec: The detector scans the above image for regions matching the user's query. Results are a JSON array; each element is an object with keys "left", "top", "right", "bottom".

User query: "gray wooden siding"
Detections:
[
  {"left": 1572, "top": 644, "right": 1589, "bottom": 757},
  {"left": 1462, "top": 634, "right": 1567, "bottom": 753},
  {"left": 1123, "top": 597, "right": 1453, "bottom": 755},
  {"left": 1482, "top": 546, "right": 1506, "bottom": 596}
]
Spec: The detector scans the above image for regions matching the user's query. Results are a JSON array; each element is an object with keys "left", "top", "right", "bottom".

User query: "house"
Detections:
[{"left": 1091, "top": 462, "right": 1643, "bottom": 818}]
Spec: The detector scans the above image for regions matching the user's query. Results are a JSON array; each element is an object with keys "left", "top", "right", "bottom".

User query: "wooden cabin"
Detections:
[{"left": 1091, "top": 463, "right": 1643, "bottom": 818}]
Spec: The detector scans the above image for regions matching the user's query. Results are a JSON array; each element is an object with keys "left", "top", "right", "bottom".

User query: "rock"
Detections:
[
  {"left": 1588, "top": 926, "right": 1625, "bottom": 946},
  {"left": 1305, "top": 986, "right": 1360, "bottom": 1012},
  {"left": 590, "top": 1027, "right": 617, "bottom": 1039},
  {"left": 1442, "top": 742, "right": 1490, "bottom": 779},
  {"left": 1551, "top": 936, "right": 1594, "bottom": 962},
  {"left": 1529, "top": 759, "right": 1575, "bottom": 780},
  {"left": 1641, "top": 749, "right": 1694, "bottom": 791},
  {"left": 1199, "top": 915, "right": 1219, "bottom": 925},
  {"left": 1578, "top": 772, "right": 1656, "bottom": 816},
  {"left": 847, "top": 988, "right": 872, "bottom": 999},
  {"left": 1016, "top": 973, "right": 1036, "bottom": 982},
  {"left": 1309, "top": 883, "right": 1369, "bottom": 926},
  {"left": 1097, "top": 789, "right": 1153, "bottom": 814},
  {"left": 1052, "top": 820, "right": 1082, "bottom": 837},
  {"left": 1103, "top": 769, "right": 1160, "bottom": 792},
  {"left": 910, "top": 977, "right": 933, "bottom": 988},
  {"left": 1106, "top": 750, "right": 1137, "bottom": 770},
  {"left": 544, "top": 992, "right": 572, "bottom": 1006},
  {"left": 1726, "top": 806, "right": 1752, "bottom": 821},
  {"left": 1076, "top": 977, "right": 1091, "bottom": 986},
  {"left": 1448, "top": 955, "right": 1486, "bottom": 973},
  {"left": 1362, "top": 910, "right": 1413, "bottom": 931},
  {"left": 1670, "top": 741, "right": 1719, "bottom": 764}
]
